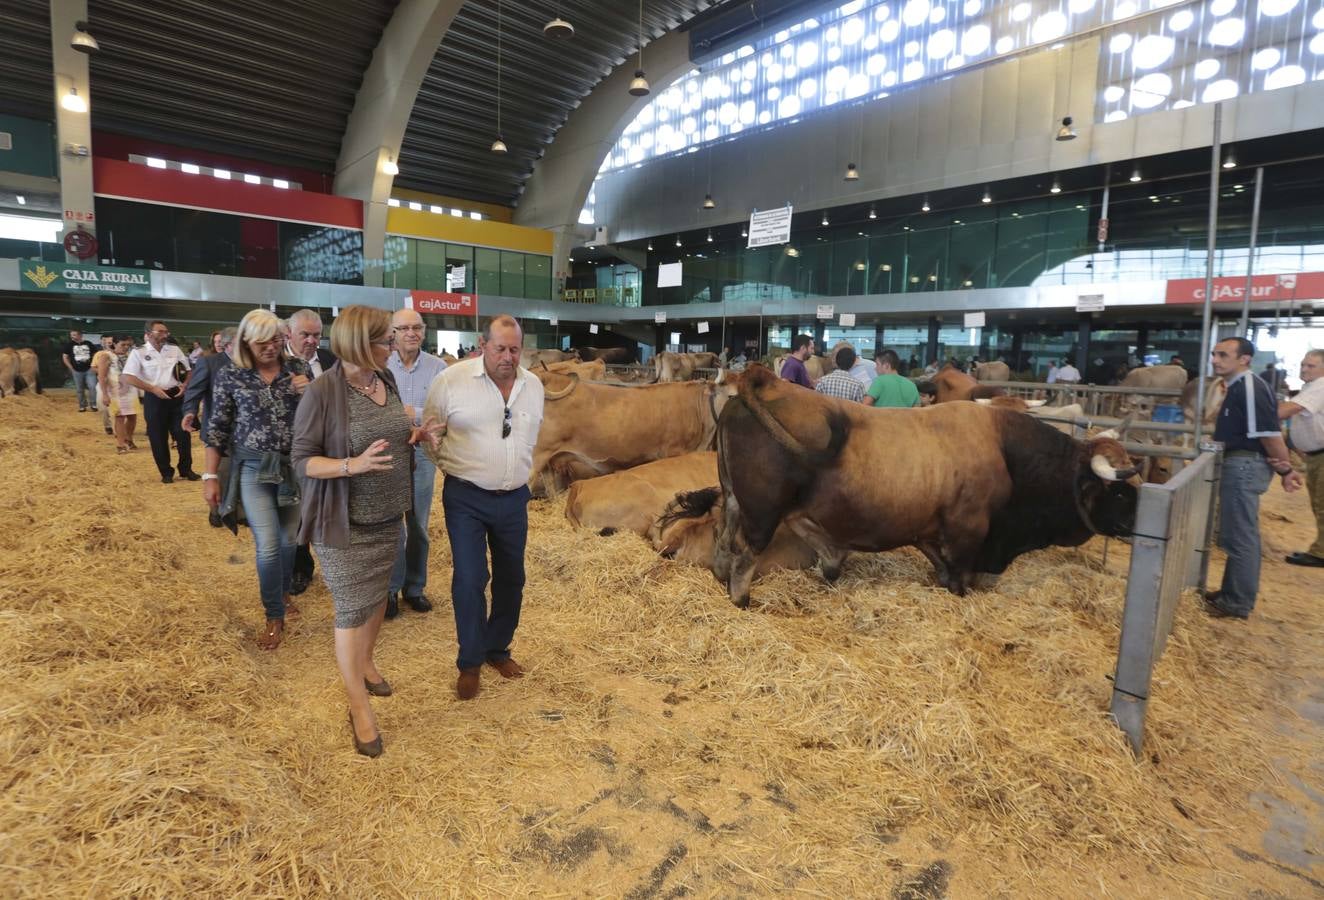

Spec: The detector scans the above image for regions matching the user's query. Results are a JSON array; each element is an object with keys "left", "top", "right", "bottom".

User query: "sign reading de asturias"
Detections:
[{"left": 19, "top": 262, "right": 151, "bottom": 297}]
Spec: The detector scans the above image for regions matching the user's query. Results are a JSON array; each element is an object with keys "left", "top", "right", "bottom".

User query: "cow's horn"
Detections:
[
  {"left": 543, "top": 372, "right": 579, "bottom": 400},
  {"left": 1097, "top": 428, "right": 1120, "bottom": 440},
  {"left": 1091, "top": 453, "right": 1134, "bottom": 481},
  {"left": 1024, "top": 398, "right": 1047, "bottom": 408},
  {"left": 539, "top": 360, "right": 549, "bottom": 371},
  {"left": 974, "top": 398, "right": 991, "bottom": 405}
]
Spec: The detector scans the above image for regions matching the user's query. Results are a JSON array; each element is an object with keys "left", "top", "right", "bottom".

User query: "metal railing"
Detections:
[{"left": 1110, "top": 446, "right": 1221, "bottom": 756}]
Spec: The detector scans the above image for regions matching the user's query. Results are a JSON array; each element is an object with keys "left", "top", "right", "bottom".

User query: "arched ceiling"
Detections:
[{"left": 0, "top": 0, "right": 732, "bottom": 207}]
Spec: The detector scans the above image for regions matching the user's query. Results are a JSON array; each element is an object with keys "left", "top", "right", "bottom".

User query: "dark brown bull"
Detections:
[
  {"left": 932, "top": 363, "right": 1004, "bottom": 403},
  {"left": 575, "top": 346, "right": 635, "bottom": 364},
  {"left": 713, "top": 365, "right": 1139, "bottom": 607}
]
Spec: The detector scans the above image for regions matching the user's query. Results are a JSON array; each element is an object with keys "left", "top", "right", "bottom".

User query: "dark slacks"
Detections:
[
  {"left": 442, "top": 477, "right": 530, "bottom": 671},
  {"left": 141, "top": 391, "right": 192, "bottom": 478}
]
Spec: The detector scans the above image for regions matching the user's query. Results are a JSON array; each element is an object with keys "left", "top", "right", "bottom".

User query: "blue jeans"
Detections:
[
  {"left": 389, "top": 450, "right": 436, "bottom": 597},
  {"left": 73, "top": 369, "right": 98, "bottom": 409},
  {"left": 239, "top": 460, "right": 299, "bottom": 619},
  {"left": 442, "top": 477, "right": 530, "bottom": 670},
  {"left": 1216, "top": 454, "right": 1273, "bottom": 616}
]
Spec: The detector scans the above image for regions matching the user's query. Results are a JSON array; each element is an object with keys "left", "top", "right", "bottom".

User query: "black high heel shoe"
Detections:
[{"left": 348, "top": 710, "right": 383, "bottom": 758}]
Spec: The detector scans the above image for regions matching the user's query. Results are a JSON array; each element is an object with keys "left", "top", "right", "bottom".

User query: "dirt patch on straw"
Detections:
[{"left": 2, "top": 391, "right": 1321, "bottom": 897}]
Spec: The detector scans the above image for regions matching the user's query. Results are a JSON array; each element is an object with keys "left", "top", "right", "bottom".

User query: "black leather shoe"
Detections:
[
  {"left": 208, "top": 508, "right": 223, "bottom": 528},
  {"left": 289, "top": 571, "right": 311, "bottom": 595},
  {"left": 1202, "top": 592, "right": 1248, "bottom": 620},
  {"left": 385, "top": 592, "right": 400, "bottom": 620},
  {"left": 180, "top": 470, "right": 202, "bottom": 481},
  {"left": 404, "top": 594, "right": 433, "bottom": 613},
  {"left": 161, "top": 473, "right": 174, "bottom": 484},
  {"left": 104, "top": 426, "right": 113, "bottom": 435},
  {"left": 1285, "top": 551, "right": 1324, "bottom": 568}
]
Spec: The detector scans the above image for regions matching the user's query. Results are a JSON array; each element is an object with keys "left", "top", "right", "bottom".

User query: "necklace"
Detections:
[{"left": 346, "top": 370, "right": 378, "bottom": 396}]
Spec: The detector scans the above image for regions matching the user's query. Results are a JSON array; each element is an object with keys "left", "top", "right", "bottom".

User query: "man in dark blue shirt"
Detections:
[{"left": 1206, "top": 337, "right": 1303, "bottom": 620}]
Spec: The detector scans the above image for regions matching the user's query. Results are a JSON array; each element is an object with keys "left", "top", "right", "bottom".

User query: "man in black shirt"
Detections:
[
  {"left": 61, "top": 329, "right": 98, "bottom": 412},
  {"left": 1206, "top": 337, "right": 1303, "bottom": 620}
]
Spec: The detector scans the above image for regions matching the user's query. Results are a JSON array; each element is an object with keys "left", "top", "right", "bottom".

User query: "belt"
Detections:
[
  {"left": 1306, "top": 447, "right": 1324, "bottom": 457},
  {"left": 1224, "top": 450, "right": 1265, "bottom": 459},
  {"left": 446, "top": 476, "right": 525, "bottom": 496}
]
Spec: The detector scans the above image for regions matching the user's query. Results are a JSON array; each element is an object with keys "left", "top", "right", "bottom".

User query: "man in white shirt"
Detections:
[
  {"left": 121, "top": 319, "right": 197, "bottom": 484},
  {"left": 424, "top": 314, "right": 545, "bottom": 701},
  {"left": 1280, "top": 349, "right": 1324, "bottom": 566},
  {"left": 1055, "top": 360, "right": 1081, "bottom": 384},
  {"left": 385, "top": 308, "right": 448, "bottom": 618}
]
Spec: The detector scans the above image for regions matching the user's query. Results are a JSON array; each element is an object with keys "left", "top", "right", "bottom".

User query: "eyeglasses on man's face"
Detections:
[
  {"left": 393, "top": 324, "right": 425, "bottom": 333},
  {"left": 502, "top": 406, "right": 512, "bottom": 439}
]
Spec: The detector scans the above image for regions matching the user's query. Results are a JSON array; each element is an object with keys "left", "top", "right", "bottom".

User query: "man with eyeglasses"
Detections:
[
  {"left": 384, "top": 308, "right": 448, "bottom": 619},
  {"left": 1278, "top": 349, "right": 1324, "bottom": 568},
  {"left": 1205, "top": 337, "right": 1304, "bottom": 620},
  {"left": 423, "top": 314, "right": 544, "bottom": 701},
  {"left": 121, "top": 319, "right": 199, "bottom": 484},
  {"left": 285, "top": 309, "right": 336, "bottom": 595}
]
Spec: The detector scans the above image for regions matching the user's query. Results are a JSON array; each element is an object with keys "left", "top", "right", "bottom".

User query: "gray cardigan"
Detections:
[{"left": 291, "top": 362, "right": 410, "bottom": 548}]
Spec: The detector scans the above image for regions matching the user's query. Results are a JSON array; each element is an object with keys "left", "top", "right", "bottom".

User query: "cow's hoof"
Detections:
[
  {"left": 821, "top": 566, "right": 841, "bottom": 583},
  {"left": 732, "top": 595, "right": 751, "bottom": 610}
]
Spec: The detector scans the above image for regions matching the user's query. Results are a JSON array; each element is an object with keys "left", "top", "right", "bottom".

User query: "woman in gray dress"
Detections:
[{"left": 291, "top": 305, "right": 442, "bottom": 757}]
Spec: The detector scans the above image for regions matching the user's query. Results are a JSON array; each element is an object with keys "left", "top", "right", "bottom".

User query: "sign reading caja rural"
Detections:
[{"left": 20, "top": 262, "right": 151, "bottom": 297}]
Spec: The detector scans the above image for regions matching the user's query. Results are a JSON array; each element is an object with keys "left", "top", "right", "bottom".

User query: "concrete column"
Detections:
[
  {"left": 332, "top": 0, "right": 465, "bottom": 287},
  {"left": 50, "top": 0, "right": 95, "bottom": 263},
  {"left": 874, "top": 321, "right": 886, "bottom": 361},
  {"left": 1076, "top": 313, "right": 1092, "bottom": 377},
  {"left": 926, "top": 317, "right": 940, "bottom": 364}
]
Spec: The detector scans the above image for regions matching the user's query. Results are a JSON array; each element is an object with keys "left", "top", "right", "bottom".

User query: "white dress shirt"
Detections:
[
  {"left": 423, "top": 357, "right": 545, "bottom": 491},
  {"left": 1287, "top": 377, "right": 1324, "bottom": 452},
  {"left": 122, "top": 341, "right": 190, "bottom": 390}
]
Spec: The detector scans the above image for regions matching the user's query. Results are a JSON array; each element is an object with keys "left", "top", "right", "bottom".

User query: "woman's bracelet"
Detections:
[{"left": 341, "top": 458, "right": 351, "bottom": 478}]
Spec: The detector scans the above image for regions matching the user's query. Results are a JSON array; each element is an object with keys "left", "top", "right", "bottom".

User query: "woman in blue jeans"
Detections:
[{"left": 202, "top": 308, "right": 310, "bottom": 649}]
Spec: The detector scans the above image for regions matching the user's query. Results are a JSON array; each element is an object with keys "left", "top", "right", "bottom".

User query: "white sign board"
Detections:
[
  {"left": 747, "top": 206, "right": 794, "bottom": 248},
  {"left": 816, "top": 304, "right": 835, "bottom": 320},
  {"left": 670, "top": 332, "right": 681, "bottom": 345},
  {"left": 963, "top": 311, "right": 986, "bottom": 328},
  {"left": 654, "top": 310, "right": 667, "bottom": 324},
  {"left": 697, "top": 321, "right": 710, "bottom": 334},
  {"left": 447, "top": 265, "right": 466, "bottom": 291},
  {"left": 549, "top": 317, "right": 558, "bottom": 326},
  {"left": 589, "top": 323, "right": 599, "bottom": 334},
  {"left": 1076, "top": 294, "right": 1106, "bottom": 312},
  {"left": 838, "top": 313, "right": 856, "bottom": 327},
  {"left": 657, "top": 262, "right": 683, "bottom": 288},
  {"left": 331, "top": 305, "right": 340, "bottom": 317}
]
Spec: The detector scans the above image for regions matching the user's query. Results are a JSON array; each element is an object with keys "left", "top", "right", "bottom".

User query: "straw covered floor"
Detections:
[{"left": 2, "top": 391, "right": 1320, "bottom": 897}]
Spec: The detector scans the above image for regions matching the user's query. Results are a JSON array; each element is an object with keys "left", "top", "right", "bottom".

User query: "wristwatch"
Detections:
[{"left": 201, "top": 473, "right": 219, "bottom": 481}]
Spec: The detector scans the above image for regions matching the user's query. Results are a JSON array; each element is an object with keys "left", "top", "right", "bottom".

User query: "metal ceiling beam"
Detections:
[{"left": 334, "top": 0, "right": 468, "bottom": 288}]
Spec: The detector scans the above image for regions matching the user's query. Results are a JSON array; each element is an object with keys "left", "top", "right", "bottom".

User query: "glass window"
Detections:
[
  {"left": 383, "top": 235, "right": 413, "bottom": 289},
  {"left": 525, "top": 254, "right": 551, "bottom": 301},
  {"left": 279, "top": 223, "right": 363, "bottom": 285},
  {"left": 500, "top": 250, "right": 525, "bottom": 297},
  {"left": 415, "top": 239, "right": 449, "bottom": 291},
  {"left": 475, "top": 248, "right": 501, "bottom": 296}
]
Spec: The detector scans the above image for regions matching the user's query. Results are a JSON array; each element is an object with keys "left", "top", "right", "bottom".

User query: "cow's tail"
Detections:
[
  {"left": 736, "top": 367, "right": 846, "bottom": 467},
  {"left": 654, "top": 485, "right": 721, "bottom": 534}
]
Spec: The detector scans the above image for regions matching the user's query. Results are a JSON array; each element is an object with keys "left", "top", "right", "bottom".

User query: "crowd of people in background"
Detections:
[{"left": 63, "top": 309, "right": 544, "bottom": 758}]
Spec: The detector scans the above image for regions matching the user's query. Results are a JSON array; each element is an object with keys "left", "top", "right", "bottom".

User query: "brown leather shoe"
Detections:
[
  {"left": 486, "top": 657, "right": 525, "bottom": 679},
  {"left": 457, "top": 666, "right": 481, "bottom": 700}
]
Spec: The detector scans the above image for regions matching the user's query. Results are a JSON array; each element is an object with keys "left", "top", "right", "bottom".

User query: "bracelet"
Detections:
[{"left": 341, "top": 458, "right": 351, "bottom": 478}]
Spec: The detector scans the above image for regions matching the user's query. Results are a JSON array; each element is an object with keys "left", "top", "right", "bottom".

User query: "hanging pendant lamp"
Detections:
[
  {"left": 629, "top": 0, "right": 650, "bottom": 96},
  {"left": 544, "top": 1, "right": 574, "bottom": 38},
  {"left": 492, "top": 0, "right": 508, "bottom": 153}
]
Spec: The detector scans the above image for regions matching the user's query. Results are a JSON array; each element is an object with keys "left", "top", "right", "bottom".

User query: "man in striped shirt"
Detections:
[{"left": 1205, "top": 337, "right": 1303, "bottom": 620}]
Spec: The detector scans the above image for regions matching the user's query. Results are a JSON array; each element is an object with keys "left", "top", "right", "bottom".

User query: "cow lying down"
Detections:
[
  {"left": 649, "top": 486, "right": 817, "bottom": 577},
  {"left": 565, "top": 452, "right": 718, "bottom": 536},
  {"left": 713, "top": 365, "right": 1140, "bottom": 607}
]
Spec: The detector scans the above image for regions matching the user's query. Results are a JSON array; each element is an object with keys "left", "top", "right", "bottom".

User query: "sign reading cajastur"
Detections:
[{"left": 19, "top": 262, "right": 151, "bottom": 297}]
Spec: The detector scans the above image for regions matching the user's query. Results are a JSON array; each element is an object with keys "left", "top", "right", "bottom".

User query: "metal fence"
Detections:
[{"left": 1110, "top": 445, "right": 1221, "bottom": 756}]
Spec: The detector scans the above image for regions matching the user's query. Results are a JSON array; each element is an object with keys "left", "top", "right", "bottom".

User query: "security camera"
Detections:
[{"left": 71, "top": 21, "right": 99, "bottom": 54}]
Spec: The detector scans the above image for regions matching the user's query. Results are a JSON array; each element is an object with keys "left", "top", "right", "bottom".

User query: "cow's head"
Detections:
[
  {"left": 1077, "top": 435, "right": 1141, "bottom": 536},
  {"left": 649, "top": 486, "right": 723, "bottom": 567}
]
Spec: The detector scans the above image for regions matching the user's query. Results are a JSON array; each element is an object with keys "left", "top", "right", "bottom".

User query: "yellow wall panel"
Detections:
[{"left": 386, "top": 208, "right": 554, "bottom": 255}]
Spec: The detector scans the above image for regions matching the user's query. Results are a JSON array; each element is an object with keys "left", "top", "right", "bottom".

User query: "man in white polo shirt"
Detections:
[
  {"left": 121, "top": 319, "right": 197, "bottom": 484},
  {"left": 423, "top": 314, "right": 544, "bottom": 701},
  {"left": 1280, "top": 349, "right": 1324, "bottom": 567}
]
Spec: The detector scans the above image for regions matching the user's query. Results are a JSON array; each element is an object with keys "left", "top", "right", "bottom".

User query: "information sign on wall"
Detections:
[
  {"left": 815, "top": 303, "right": 835, "bottom": 320},
  {"left": 1076, "top": 294, "right": 1106, "bottom": 313},
  {"left": 747, "top": 207, "right": 793, "bottom": 248},
  {"left": 19, "top": 261, "right": 151, "bottom": 297}
]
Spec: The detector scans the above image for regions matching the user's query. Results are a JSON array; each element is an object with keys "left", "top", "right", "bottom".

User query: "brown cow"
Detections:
[
  {"left": 575, "top": 346, "right": 634, "bottom": 364},
  {"left": 15, "top": 348, "right": 41, "bottom": 394},
  {"left": 565, "top": 452, "right": 717, "bottom": 536},
  {"left": 654, "top": 351, "right": 721, "bottom": 382},
  {"left": 530, "top": 373, "right": 738, "bottom": 496},
  {"left": 521, "top": 348, "right": 576, "bottom": 369},
  {"left": 973, "top": 360, "right": 1010, "bottom": 382},
  {"left": 932, "top": 363, "right": 1004, "bottom": 403},
  {"left": 0, "top": 347, "right": 18, "bottom": 398},
  {"left": 541, "top": 358, "right": 607, "bottom": 380},
  {"left": 649, "top": 486, "right": 818, "bottom": 578},
  {"left": 1181, "top": 376, "right": 1227, "bottom": 431},
  {"left": 712, "top": 365, "right": 1140, "bottom": 606}
]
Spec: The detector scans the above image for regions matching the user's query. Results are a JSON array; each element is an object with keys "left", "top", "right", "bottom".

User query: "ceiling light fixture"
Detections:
[
  {"left": 1056, "top": 116, "right": 1078, "bottom": 141},
  {"left": 1050, "top": 179, "right": 1062, "bottom": 194},
  {"left": 921, "top": 197, "right": 930, "bottom": 212},
  {"left": 1129, "top": 168, "right": 1142, "bottom": 182},
  {"left": 629, "top": 0, "right": 650, "bottom": 97},
  {"left": 16, "top": 195, "right": 25, "bottom": 205},
  {"left": 741, "top": 226, "right": 748, "bottom": 237},
  {"left": 675, "top": 235, "right": 682, "bottom": 247},
  {"left": 1222, "top": 150, "right": 1236, "bottom": 169},
  {"left": 868, "top": 206, "right": 877, "bottom": 219},
  {"left": 381, "top": 153, "right": 399, "bottom": 176},
  {"left": 491, "top": 0, "right": 508, "bottom": 154},
  {"left": 70, "top": 21, "right": 99, "bottom": 54},
  {"left": 703, "top": 193, "right": 715, "bottom": 209},
  {"left": 821, "top": 212, "right": 830, "bottom": 226},
  {"left": 705, "top": 230, "right": 713, "bottom": 243},
  {"left": 844, "top": 162, "right": 859, "bottom": 181},
  {"left": 647, "top": 240, "right": 653, "bottom": 251},
  {"left": 982, "top": 188, "right": 992, "bottom": 203},
  {"left": 543, "top": 0, "right": 574, "bottom": 40},
  {"left": 60, "top": 86, "right": 87, "bottom": 113}
]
